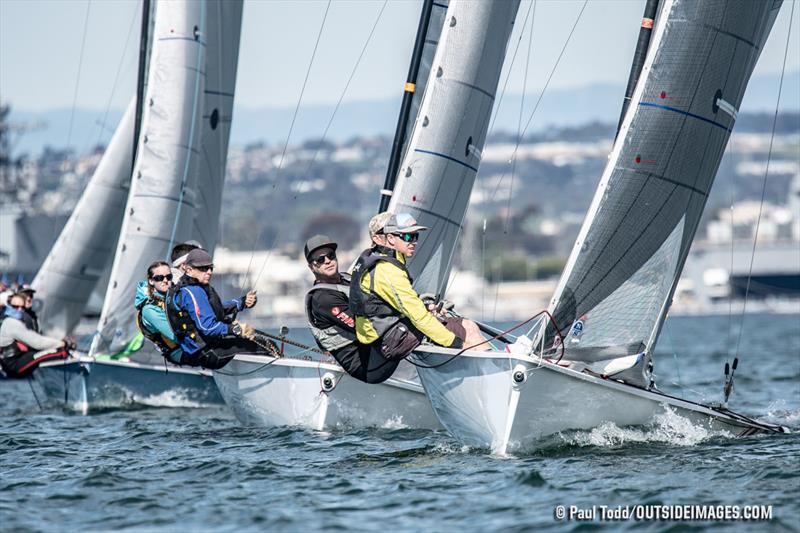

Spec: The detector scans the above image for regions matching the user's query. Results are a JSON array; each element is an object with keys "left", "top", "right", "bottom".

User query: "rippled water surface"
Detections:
[{"left": 2, "top": 314, "right": 798, "bottom": 531}]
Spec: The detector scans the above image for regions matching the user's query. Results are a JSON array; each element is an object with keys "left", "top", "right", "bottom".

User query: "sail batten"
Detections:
[{"left": 545, "top": 0, "right": 783, "bottom": 362}]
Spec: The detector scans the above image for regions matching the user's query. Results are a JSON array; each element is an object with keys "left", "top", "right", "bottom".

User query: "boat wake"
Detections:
[
  {"left": 136, "top": 390, "right": 208, "bottom": 409},
  {"left": 762, "top": 400, "right": 800, "bottom": 429},
  {"left": 558, "top": 407, "right": 733, "bottom": 448}
]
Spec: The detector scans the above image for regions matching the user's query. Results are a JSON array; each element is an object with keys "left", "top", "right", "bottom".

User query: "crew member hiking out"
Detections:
[
  {"left": 350, "top": 212, "right": 487, "bottom": 377},
  {"left": 304, "top": 232, "right": 396, "bottom": 384},
  {"left": 0, "top": 293, "right": 70, "bottom": 378},
  {"left": 135, "top": 261, "right": 182, "bottom": 364},
  {"left": 167, "top": 249, "right": 278, "bottom": 369}
]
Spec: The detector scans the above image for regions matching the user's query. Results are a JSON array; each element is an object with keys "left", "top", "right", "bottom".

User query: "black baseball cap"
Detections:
[
  {"left": 185, "top": 248, "right": 214, "bottom": 268},
  {"left": 304, "top": 235, "right": 338, "bottom": 261}
]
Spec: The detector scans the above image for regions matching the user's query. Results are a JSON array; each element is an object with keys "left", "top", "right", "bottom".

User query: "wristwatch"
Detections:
[{"left": 231, "top": 323, "right": 242, "bottom": 336}]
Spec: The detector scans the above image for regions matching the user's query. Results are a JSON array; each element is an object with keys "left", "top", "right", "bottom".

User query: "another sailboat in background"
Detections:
[
  {"left": 212, "top": 0, "right": 458, "bottom": 431},
  {"left": 406, "top": 0, "right": 789, "bottom": 453},
  {"left": 34, "top": 0, "right": 242, "bottom": 412}
]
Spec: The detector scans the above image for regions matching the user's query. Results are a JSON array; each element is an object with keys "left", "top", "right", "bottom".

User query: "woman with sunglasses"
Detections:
[{"left": 134, "top": 261, "right": 182, "bottom": 363}]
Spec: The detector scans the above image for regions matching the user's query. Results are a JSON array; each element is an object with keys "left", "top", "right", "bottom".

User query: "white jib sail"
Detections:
[
  {"left": 388, "top": 0, "right": 520, "bottom": 297},
  {"left": 90, "top": 0, "right": 208, "bottom": 356},
  {"left": 544, "top": 0, "right": 782, "bottom": 362},
  {"left": 32, "top": 99, "right": 136, "bottom": 337},
  {"left": 191, "top": 0, "right": 243, "bottom": 252}
]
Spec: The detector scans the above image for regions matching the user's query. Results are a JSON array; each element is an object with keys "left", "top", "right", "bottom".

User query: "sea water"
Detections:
[{"left": 1, "top": 313, "right": 798, "bottom": 531}]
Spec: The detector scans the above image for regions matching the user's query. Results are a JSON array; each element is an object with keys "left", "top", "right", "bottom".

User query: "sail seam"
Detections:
[
  {"left": 204, "top": 89, "right": 234, "bottom": 97},
  {"left": 699, "top": 22, "right": 758, "bottom": 49},
  {"left": 444, "top": 78, "right": 495, "bottom": 100},
  {"left": 394, "top": 202, "right": 462, "bottom": 228},
  {"left": 158, "top": 37, "right": 208, "bottom": 46},
  {"left": 414, "top": 148, "right": 478, "bottom": 172},
  {"left": 629, "top": 169, "right": 708, "bottom": 197}
]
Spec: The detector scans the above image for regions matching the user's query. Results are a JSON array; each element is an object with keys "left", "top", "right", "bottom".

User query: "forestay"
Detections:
[
  {"left": 32, "top": 100, "right": 135, "bottom": 337},
  {"left": 191, "top": 0, "right": 243, "bottom": 251},
  {"left": 546, "top": 0, "right": 782, "bottom": 362},
  {"left": 91, "top": 0, "right": 208, "bottom": 356},
  {"left": 389, "top": 0, "right": 520, "bottom": 297}
]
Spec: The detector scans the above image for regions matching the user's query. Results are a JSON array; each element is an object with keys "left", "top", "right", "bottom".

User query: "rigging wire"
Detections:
[
  {"left": 733, "top": 0, "right": 795, "bottom": 363},
  {"left": 238, "top": 0, "right": 333, "bottom": 291},
  {"left": 486, "top": 0, "right": 536, "bottom": 135},
  {"left": 488, "top": 0, "right": 588, "bottom": 204},
  {"left": 86, "top": 2, "right": 139, "bottom": 151},
  {"left": 491, "top": 0, "right": 537, "bottom": 320},
  {"left": 65, "top": 0, "right": 93, "bottom": 151},
  {"left": 249, "top": 0, "right": 391, "bottom": 290}
]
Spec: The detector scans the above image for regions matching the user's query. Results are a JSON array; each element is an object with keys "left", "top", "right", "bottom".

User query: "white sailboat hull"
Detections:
[
  {"left": 214, "top": 355, "right": 441, "bottom": 431},
  {"left": 413, "top": 347, "right": 787, "bottom": 454},
  {"left": 34, "top": 354, "right": 223, "bottom": 413}
]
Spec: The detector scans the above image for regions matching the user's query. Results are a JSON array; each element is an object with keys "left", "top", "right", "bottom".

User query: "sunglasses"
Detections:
[
  {"left": 393, "top": 232, "right": 419, "bottom": 243},
  {"left": 8, "top": 304, "right": 25, "bottom": 310},
  {"left": 192, "top": 265, "right": 214, "bottom": 272},
  {"left": 150, "top": 273, "right": 173, "bottom": 282},
  {"left": 310, "top": 251, "right": 337, "bottom": 266}
]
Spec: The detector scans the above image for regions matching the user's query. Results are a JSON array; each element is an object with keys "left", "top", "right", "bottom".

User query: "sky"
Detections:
[{"left": 2, "top": 0, "right": 798, "bottom": 114}]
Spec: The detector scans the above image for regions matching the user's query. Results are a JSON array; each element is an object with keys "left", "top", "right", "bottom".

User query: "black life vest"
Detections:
[
  {"left": 165, "top": 277, "right": 231, "bottom": 349},
  {"left": 305, "top": 273, "right": 357, "bottom": 352},
  {"left": 349, "top": 246, "right": 412, "bottom": 338},
  {"left": 135, "top": 296, "right": 180, "bottom": 359}
]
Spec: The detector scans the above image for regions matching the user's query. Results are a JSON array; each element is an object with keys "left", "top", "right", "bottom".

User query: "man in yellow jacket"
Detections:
[{"left": 350, "top": 212, "right": 483, "bottom": 363}]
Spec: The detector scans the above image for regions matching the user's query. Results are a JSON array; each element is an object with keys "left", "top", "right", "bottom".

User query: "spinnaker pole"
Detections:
[
  {"left": 379, "top": 0, "right": 435, "bottom": 212},
  {"left": 616, "top": 0, "right": 659, "bottom": 137}
]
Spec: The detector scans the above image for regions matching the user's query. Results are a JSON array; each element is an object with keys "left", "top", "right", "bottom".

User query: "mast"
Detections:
[
  {"left": 615, "top": 0, "right": 659, "bottom": 136},
  {"left": 379, "top": 0, "right": 435, "bottom": 212},
  {"left": 132, "top": 0, "right": 152, "bottom": 173}
]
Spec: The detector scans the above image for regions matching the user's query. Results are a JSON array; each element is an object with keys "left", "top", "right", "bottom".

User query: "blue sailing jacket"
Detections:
[{"left": 172, "top": 281, "right": 243, "bottom": 354}]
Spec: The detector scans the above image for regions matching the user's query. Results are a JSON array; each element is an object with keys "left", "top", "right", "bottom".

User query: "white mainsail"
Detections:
[
  {"left": 90, "top": 0, "right": 208, "bottom": 356},
  {"left": 191, "top": 0, "right": 243, "bottom": 251},
  {"left": 32, "top": 100, "right": 135, "bottom": 337},
  {"left": 544, "top": 0, "right": 783, "bottom": 363},
  {"left": 388, "top": 0, "right": 520, "bottom": 297}
]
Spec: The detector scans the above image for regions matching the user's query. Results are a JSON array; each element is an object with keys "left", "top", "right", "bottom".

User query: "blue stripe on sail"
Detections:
[
  {"left": 414, "top": 149, "right": 478, "bottom": 172},
  {"left": 638, "top": 102, "right": 730, "bottom": 131}
]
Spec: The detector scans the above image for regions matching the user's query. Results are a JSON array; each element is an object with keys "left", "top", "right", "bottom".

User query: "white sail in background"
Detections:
[
  {"left": 32, "top": 100, "right": 136, "bottom": 337},
  {"left": 388, "top": 0, "right": 520, "bottom": 297},
  {"left": 545, "top": 0, "right": 782, "bottom": 362},
  {"left": 191, "top": 0, "right": 243, "bottom": 251},
  {"left": 91, "top": 0, "right": 208, "bottom": 356}
]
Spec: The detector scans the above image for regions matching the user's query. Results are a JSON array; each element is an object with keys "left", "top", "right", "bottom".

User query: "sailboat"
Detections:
[
  {"left": 211, "top": 0, "right": 457, "bottom": 431},
  {"left": 402, "top": 0, "right": 790, "bottom": 453},
  {"left": 33, "top": 0, "right": 243, "bottom": 412}
]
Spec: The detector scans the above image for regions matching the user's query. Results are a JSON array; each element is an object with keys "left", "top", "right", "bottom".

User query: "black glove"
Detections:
[{"left": 449, "top": 335, "right": 464, "bottom": 350}]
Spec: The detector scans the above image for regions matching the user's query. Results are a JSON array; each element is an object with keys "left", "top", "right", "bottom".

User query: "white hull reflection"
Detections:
[
  {"left": 412, "top": 347, "right": 788, "bottom": 454},
  {"left": 214, "top": 354, "right": 441, "bottom": 431}
]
